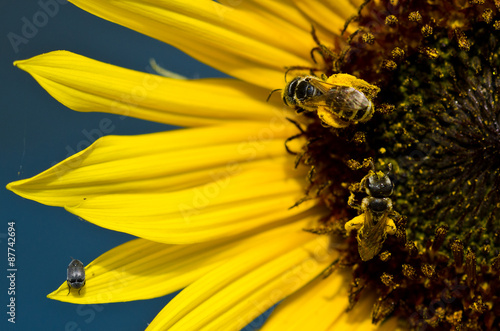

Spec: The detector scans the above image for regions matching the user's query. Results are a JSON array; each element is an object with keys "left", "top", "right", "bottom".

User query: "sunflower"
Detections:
[{"left": 8, "top": 0, "right": 500, "bottom": 330}]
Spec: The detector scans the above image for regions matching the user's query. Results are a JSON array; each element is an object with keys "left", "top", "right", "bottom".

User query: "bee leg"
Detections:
[
  {"left": 337, "top": 28, "right": 365, "bottom": 70},
  {"left": 308, "top": 25, "right": 336, "bottom": 67},
  {"left": 67, "top": 281, "right": 71, "bottom": 295},
  {"left": 294, "top": 152, "right": 305, "bottom": 168},
  {"left": 285, "top": 117, "right": 305, "bottom": 133},
  {"left": 288, "top": 195, "right": 312, "bottom": 209},
  {"left": 307, "top": 166, "right": 316, "bottom": 184},
  {"left": 310, "top": 24, "right": 321, "bottom": 48},
  {"left": 284, "top": 117, "right": 305, "bottom": 156},
  {"left": 316, "top": 180, "right": 332, "bottom": 197},
  {"left": 295, "top": 107, "right": 306, "bottom": 114},
  {"left": 284, "top": 133, "right": 302, "bottom": 155},
  {"left": 284, "top": 66, "right": 321, "bottom": 79},
  {"left": 309, "top": 24, "right": 322, "bottom": 65},
  {"left": 310, "top": 44, "right": 336, "bottom": 65},
  {"left": 341, "top": 16, "right": 357, "bottom": 36},
  {"left": 338, "top": 12, "right": 371, "bottom": 70},
  {"left": 310, "top": 47, "right": 324, "bottom": 64},
  {"left": 347, "top": 190, "right": 362, "bottom": 210},
  {"left": 340, "top": 0, "right": 371, "bottom": 36},
  {"left": 344, "top": 214, "right": 364, "bottom": 234},
  {"left": 322, "top": 259, "right": 339, "bottom": 278}
]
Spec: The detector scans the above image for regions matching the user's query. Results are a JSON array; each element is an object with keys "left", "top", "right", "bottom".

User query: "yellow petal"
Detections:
[
  {"left": 262, "top": 270, "right": 352, "bottom": 330},
  {"left": 7, "top": 122, "right": 299, "bottom": 205},
  {"left": 351, "top": 0, "right": 366, "bottom": 7},
  {"left": 8, "top": 122, "right": 308, "bottom": 243},
  {"left": 147, "top": 232, "right": 335, "bottom": 330},
  {"left": 69, "top": 0, "right": 314, "bottom": 89},
  {"left": 335, "top": 295, "right": 399, "bottom": 331},
  {"left": 292, "top": 0, "right": 357, "bottom": 36},
  {"left": 231, "top": 0, "right": 336, "bottom": 50},
  {"left": 14, "top": 51, "right": 284, "bottom": 126},
  {"left": 231, "top": 0, "right": 311, "bottom": 32},
  {"left": 64, "top": 176, "right": 316, "bottom": 244},
  {"left": 262, "top": 269, "right": 400, "bottom": 330},
  {"left": 48, "top": 212, "right": 323, "bottom": 304}
]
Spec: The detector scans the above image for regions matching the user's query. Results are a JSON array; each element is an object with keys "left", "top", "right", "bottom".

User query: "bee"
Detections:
[
  {"left": 67, "top": 258, "right": 86, "bottom": 295},
  {"left": 345, "top": 164, "right": 397, "bottom": 261},
  {"left": 282, "top": 74, "right": 379, "bottom": 128}
]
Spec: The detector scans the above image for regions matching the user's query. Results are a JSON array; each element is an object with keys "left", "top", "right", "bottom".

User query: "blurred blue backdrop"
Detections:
[{"left": 0, "top": 1, "right": 275, "bottom": 330}]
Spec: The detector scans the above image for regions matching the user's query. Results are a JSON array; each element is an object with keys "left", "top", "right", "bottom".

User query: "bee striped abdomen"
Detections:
[{"left": 331, "top": 86, "right": 373, "bottom": 122}]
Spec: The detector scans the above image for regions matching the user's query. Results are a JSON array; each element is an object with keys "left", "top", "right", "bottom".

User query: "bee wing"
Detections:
[
  {"left": 327, "top": 87, "right": 370, "bottom": 112},
  {"left": 307, "top": 78, "right": 337, "bottom": 94},
  {"left": 304, "top": 85, "right": 370, "bottom": 116},
  {"left": 357, "top": 210, "right": 390, "bottom": 261},
  {"left": 296, "top": 79, "right": 339, "bottom": 110}
]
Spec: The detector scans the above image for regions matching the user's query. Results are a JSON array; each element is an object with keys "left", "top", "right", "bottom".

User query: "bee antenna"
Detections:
[
  {"left": 266, "top": 89, "right": 282, "bottom": 102},
  {"left": 386, "top": 163, "right": 393, "bottom": 175},
  {"left": 284, "top": 67, "right": 292, "bottom": 82},
  {"left": 362, "top": 158, "right": 375, "bottom": 171}
]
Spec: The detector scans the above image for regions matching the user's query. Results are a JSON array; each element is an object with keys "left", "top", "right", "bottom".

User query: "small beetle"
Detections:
[{"left": 67, "top": 259, "right": 86, "bottom": 295}]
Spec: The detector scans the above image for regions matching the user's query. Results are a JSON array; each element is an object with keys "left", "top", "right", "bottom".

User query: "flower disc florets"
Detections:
[{"left": 291, "top": 1, "right": 500, "bottom": 329}]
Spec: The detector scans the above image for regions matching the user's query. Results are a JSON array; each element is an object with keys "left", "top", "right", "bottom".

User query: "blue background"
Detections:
[{"left": 0, "top": 0, "right": 274, "bottom": 330}]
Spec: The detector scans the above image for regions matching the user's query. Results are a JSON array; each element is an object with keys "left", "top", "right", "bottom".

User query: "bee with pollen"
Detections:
[
  {"left": 282, "top": 73, "right": 380, "bottom": 128},
  {"left": 345, "top": 163, "right": 398, "bottom": 261}
]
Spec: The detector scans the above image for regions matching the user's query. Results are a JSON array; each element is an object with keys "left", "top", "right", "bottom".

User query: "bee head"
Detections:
[
  {"left": 282, "top": 77, "right": 301, "bottom": 106},
  {"left": 365, "top": 171, "right": 394, "bottom": 197}
]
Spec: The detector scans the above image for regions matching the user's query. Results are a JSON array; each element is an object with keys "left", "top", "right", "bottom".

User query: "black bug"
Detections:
[{"left": 67, "top": 259, "right": 86, "bottom": 295}]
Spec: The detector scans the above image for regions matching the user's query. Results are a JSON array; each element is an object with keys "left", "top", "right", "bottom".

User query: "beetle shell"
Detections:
[{"left": 67, "top": 259, "right": 86, "bottom": 294}]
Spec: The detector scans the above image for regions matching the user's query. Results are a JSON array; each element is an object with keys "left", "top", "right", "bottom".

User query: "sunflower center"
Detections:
[
  {"left": 293, "top": 2, "right": 500, "bottom": 329},
  {"left": 376, "top": 24, "right": 500, "bottom": 261}
]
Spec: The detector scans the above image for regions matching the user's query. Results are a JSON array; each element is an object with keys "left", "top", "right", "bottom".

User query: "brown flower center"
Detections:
[{"left": 290, "top": 1, "right": 500, "bottom": 329}]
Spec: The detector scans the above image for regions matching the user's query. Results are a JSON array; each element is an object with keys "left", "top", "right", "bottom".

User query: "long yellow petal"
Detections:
[
  {"left": 69, "top": 0, "right": 314, "bottom": 89},
  {"left": 14, "top": 51, "right": 284, "bottom": 126},
  {"left": 63, "top": 175, "right": 316, "bottom": 244},
  {"left": 48, "top": 211, "right": 324, "bottom": 303},
  {"left": 7, "top": 122, "right": 299, "bottom": 205},
  {"left": 8, "top": 122, "right": 309, "bottom": 243},
  {"left": 147, "top": 232, "right": 335, "bottom": 330}
]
